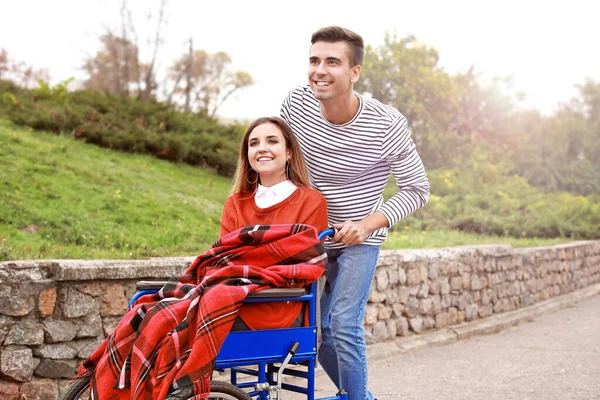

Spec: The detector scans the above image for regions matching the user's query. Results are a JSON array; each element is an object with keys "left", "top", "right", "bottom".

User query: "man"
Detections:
[{"left": 280, "top": 26, "right": 430, "bottom": 400}]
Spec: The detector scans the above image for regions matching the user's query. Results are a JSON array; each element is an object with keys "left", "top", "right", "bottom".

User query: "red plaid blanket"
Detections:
[{"left": 78, "top": 224, "right": 326, "bottom": 399}]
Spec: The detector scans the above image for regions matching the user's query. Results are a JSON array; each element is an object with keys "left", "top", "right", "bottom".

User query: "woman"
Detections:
[{"left": 220, "top": 116, "right": 328, "bottom": 330}]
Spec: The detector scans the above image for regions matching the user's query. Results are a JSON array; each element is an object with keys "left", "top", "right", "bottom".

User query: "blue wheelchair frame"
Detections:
[{"left": 128, "top": 229, "right": 347, "bottom": 400}]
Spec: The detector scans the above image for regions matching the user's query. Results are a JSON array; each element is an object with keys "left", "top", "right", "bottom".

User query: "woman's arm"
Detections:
[{"left": 218, "top": 196, "right": 238, "bottom": 238}]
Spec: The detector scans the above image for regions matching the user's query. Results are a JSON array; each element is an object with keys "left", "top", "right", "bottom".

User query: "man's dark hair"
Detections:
[{"left": 311, "top": 26, "right": 364, "bottom": 67}]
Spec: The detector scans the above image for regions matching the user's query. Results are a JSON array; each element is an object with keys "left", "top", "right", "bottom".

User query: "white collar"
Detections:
[
  {"left": 256, "top": 180, "right": 297, "bottom": 197},
  {"left": 254, "top": 180, "right": 298, "bottom": 209}
]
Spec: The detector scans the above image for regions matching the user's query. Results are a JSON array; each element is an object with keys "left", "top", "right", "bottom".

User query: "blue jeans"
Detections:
[{"left": 319, "top": 244, "right": 381, "bottom": 400}]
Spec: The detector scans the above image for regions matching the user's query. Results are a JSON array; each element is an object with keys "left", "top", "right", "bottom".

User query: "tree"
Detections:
[
  {"left": 81, "top": 0, "right": 167, "bottom": 100},
  {"left": 81, "top": 34, "right": 142, "bottom": 96},
  {"left": 355, "top": 34, "right": 458, "bottom": 143},
  {"left": 0, "top": 48, "right": 50, "bottom": 88},
  {"left": 167, "top": 47, "right": 253, "bottom": 117}
]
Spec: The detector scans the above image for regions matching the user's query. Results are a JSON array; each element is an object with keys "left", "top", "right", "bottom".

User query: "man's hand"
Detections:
[
  {"left": 331, "top": 220, "right": 369, "bottom": 246},
  {"left": 331, "top": 211, "right": 390, "bottom": 246}
]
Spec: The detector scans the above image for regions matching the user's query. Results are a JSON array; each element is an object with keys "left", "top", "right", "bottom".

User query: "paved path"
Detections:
[{"left": 285, "top": 291, "right": 600, "bottom": 400}]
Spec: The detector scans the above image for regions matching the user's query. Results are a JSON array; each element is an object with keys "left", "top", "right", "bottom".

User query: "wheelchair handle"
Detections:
[{"left": 318, "top": 228, "right": 337, "bottom": 241}]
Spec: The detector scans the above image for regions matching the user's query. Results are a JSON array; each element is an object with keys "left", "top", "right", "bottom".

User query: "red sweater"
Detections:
[{"left": 219, "top": 186, "right": 328, "bottom": 330}]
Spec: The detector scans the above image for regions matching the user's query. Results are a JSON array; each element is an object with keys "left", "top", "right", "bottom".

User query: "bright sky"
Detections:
[{"left": 2, "top": 0, "right": 599, "bottom": 120}]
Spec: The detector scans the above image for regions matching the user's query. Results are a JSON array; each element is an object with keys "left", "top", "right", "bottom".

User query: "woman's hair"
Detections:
[
  {"left": 231, "top": 116, "right": 310, "bottom": 194},
  {"left": 311, "top": 26, "right": 364, "bottom": 67}
]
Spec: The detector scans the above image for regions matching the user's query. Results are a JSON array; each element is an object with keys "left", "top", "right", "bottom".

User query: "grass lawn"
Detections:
[
  {"left": 1, "top": 120, "right": 231, "bottom": 260},
  {"left": 0, "top": 120, "right": 572, "bottom": 261}
]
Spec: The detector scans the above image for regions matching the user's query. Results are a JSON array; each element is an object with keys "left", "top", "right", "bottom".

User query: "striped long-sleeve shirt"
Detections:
[{"left": 280, "top": 85, "right": 430, "bottom": 248}]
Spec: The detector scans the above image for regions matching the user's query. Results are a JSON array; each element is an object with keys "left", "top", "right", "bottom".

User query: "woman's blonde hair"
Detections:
[{"left": 231, "top": 117, "right": 310, "bottom": 194}]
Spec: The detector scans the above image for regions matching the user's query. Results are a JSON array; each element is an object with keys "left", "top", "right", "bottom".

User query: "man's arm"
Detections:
[
  {"left": 333, "top": 115, "right": 429, "bottom": 246},
  {"left": 331, "top": 211, "right": 388, "bottom": 246}
]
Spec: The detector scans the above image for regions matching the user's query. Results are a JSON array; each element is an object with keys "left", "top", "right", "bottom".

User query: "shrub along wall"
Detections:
[
  {"left": 0, "top": 80, "right": 244, "bottom": 177},
  {"left": 1, "top": 241, "right": 599, "bottom": 399}
]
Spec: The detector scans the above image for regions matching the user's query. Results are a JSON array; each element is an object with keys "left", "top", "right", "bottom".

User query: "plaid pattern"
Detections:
[{"left": 78, "top": 224, "right": 326, "bottom": 399}]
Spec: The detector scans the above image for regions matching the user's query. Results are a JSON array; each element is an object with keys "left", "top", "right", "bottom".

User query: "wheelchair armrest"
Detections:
[
  {"left": 247, "top": 287, "right": 308, "bottom": 298},
  {"left": 135, "top": 281, "right": 308, "bottom": 298}
]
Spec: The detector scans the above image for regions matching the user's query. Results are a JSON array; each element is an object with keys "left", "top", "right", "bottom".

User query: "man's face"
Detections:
[{"left": 308, "top": 41, "right": 361, "bottom": 103}]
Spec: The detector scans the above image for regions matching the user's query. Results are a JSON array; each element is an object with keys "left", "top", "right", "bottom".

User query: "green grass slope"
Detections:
[
  {"left": 1, "top": 120, "right": 231, "bottom": 260},
  {"left": 0, "top": 121, "right": 571, "bottom": 261}
]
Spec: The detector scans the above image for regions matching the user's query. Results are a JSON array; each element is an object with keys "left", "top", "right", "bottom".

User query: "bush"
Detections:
[
  {"left": 390, "top": 159, "right": 600, "bottom": 240},
  {"left": 0, "top": 82, "right": 244, "bottom": 176}
]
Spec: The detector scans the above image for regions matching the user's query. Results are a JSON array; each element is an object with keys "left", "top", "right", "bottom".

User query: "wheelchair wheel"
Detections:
[
  {"left": 60, "top": 375, "right": 91, "bottom": 400},
  {"left": 61, "top": 376, "right": 251, "bottom": 400},
  {"left": 206, "top": 381, "right": 253, "bottom": 399},
  {"left": 166, "top": 380, "right": 254, "bottom": 400}
]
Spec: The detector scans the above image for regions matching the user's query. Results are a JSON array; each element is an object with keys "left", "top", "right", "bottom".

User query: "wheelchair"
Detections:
[{"left": 61, "top": 228, "right": 347, "bottom": 400}]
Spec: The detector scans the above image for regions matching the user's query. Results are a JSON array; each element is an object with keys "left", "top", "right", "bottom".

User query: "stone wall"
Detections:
[{"left": 1, "top": 241, "right": 599, "bottom": 399}]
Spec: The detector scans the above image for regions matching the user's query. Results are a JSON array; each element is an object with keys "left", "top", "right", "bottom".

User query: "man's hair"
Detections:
[{"left": 311, "top": 26, "right": 364, "bottom": 67}]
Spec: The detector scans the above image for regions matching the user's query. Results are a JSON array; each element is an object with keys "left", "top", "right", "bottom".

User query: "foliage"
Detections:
[
  {"left": 1, "top": 121, "right": 578, "bottom": 261},
  {"left": 0, "top": 48, "right": 50, "bottom": 88},
  {"left": 0, "top": 82, "right": 244, "bottom": 176},
  {"left": 385, "top": 155, "right": 600, "bottom": 239},
  {"left": 167, "top": 46, "right": 254, "bottom": 116},
  {"left": 356, "top": 32, "right": 599, "bottom": 197},
  {"left": 82, "top": 33, "right": 146, "bottom": 97},
  {"left": 356, "top": 34, "right": 458, "bottom": 149}
]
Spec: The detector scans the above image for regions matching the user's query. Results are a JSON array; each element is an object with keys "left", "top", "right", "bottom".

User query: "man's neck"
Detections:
[{"left": 320, "top": 92, "right": 360, "bottom": 125}]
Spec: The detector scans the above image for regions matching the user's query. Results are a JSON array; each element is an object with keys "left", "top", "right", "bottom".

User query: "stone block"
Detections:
[
  {"left": 368, "top": 290, "right": 386, "bottom": 303},
  {"left": 102, "top": 316, "right": 122, "bottom": 337},
  {"left": 408, "top": 316, "right": 423, "bottom": 333},
  {"left": 4, "top": 323, "right": 44, "bottom": 345},
  {"left": 19, "top": 378, "right": 57, "bottom": 400},
  {"left": 448, "top": 307, "right": 458, "bottom": 325},
  {"left": 76, "top": 312, "right": 103, "bottom": 338},
  {"left": 417, "top": 283, "right": 429, "bottom": 299},
  {"left": 43, "top": 318, "right": 77, "bottom": 343},
  {"left": 32, "top": 343, "right": 77, "bottom": 360},
  {"left": 0, "top": 380, "right": 19, "bottom": 400},
  {"left": 375, "top": 269, "right": 389, "bottom": 292},
  {"left": 422, "top": 316, "right": 435, "bottom": 330},
  {"left": 60, "top": 288, "right": 97, "bottom": 318},
  {"left": 435, "top": 312, "right": 449, "bottom": 329},
  {"left": 428, "top": 262, "right": 440, "bottom": 280},
  {"left": 397, "top": 267, "right": 407, "bottom": 285},
  {"left": 1, "top": 289, "right": 34, "bottom": 317},
  {"left": 38, "top": 288, "right": 57, "bottom": 318},
  {"left": 0, "top": 347, "right": 34, "bottom": 382},
  {"left": 465, "top": 304, "right": 479, "bottom": 321},
  {"left": 70, "top": 338, "right": 104, "bottom": 359},
  {"left": 419, "top": 265, "right": 428, "bottom": 282},
  {"left": 429, "top": 277, "right": 442, "bottom": 295},
  {"left": 34, "top": 359, "right": 78, "bottom": 379},
  {"left": 386, "top": 319, "right": 397, "bottom": 338},
  {"left": 387, "top": 267, "right": 399, "bottom": 285},
  {"left": 397, "top": 286, "right": 410, "bottom": 304},
  {"left": 402, "top": 297, "right": 419, "bottom": 318},
  {"left": 365, "top": 304, "right": 378, "bottom": 325},
  {"left": 462, "top": 273, "right": 471, "bottom": 290},
  {"left": 100, "top": 284, "right": 128, "bottom": 317},
  {"left": 406, "top": 268, "right": 421, "bottom": 286},
  {"left": 396, "top": 317, "right": 410, "bottom": 337},
  {"left": 450, "top": 277, "right": 462, "bottom": 292},
  {"left": 377, "top": 304, "right": 393, "bottom": 320},
  {"left": 372, "top": 321, "right": 389, "bottom": 342},
  {"left": 471, "top": 275, "right": 482, "bottom": 290},
  {"left": 392, "top": 304, "right": 404, "bottom": 318},
  {"left": 407, "top": 285, "right": 420, "bottom": 296},
  {"left": 384, "top": 288, "right": 399, "bottom": 306}
]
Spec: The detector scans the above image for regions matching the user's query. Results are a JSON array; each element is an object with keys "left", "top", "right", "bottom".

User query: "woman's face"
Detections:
[{"left": 247, "top": 122, "right": 290, "bottom": 187}]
